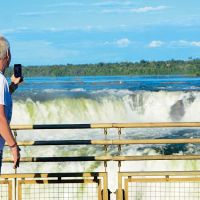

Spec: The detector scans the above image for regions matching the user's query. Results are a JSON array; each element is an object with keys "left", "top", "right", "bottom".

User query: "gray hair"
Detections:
[{"left": 0, "top": 36, "right": 10, "bottom": 59}]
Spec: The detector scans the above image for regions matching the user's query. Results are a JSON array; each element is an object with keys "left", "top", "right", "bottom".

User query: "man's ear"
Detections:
[
  {"left": 5, "top": 49, "right": 11, "bottom": 62},
  {"left": 6, "top": 49, "right": 9, "bottom": 57}
]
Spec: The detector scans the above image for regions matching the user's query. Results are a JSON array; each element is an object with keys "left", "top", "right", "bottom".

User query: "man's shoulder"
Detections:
[
  {"left": 0, "top": 73, "right": 7, "bottom": 83},
  {"left": 0, "top": 73, "right": 8, "bottom": 89}
]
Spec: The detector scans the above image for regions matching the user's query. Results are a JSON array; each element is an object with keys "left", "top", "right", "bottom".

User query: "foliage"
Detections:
[{"left": 5, "top": 59, "right": 200, "bottom": 77}]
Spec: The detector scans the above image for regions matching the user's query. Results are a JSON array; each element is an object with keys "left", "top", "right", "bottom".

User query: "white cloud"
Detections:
[
  {"left": 93, "top": 1, "right": 116, "bottom": 6},
  {"left": 178, "top": 40, "right": 189, "bottom": 46},
  {"left": 170, "top": 40, "right": 200, "bottom": 47},
  {"left": 19, "top": 11, "right": 58, "bottom": 16},
  {"left": 102, "top": 9, "right": 125, "bottom": 13},
  {"left": 191, "top": 41, "right": 200, "bottom": 47},
  {"left": 47, "top": 3, "right": 84, "bottom": 7},
  {"left": 149, "top": 40, "right": 164, "bottom": 48},
  {"left": 93, "top": 1, "right": 133, "bottom": 6},
  {"left": 102, "top": 5, "right": 168, "bottom": 14},
  {"left": 116, "top": 38, "right": 131, "bottom": 47},
  {"left": 45, "top": 25, "right": 104, "bottom": 32},
  {"left": 0, "top": 29, "right": 16, "bottom": 34},
  {"left": 132, "top": 6, "right": 168, "bottom": 13},
  {"left": 0, "top": 27, "right": 28, "bottom": 34},
  {"left": 103, "top": 38, "right": 131, "bottom": 47}
]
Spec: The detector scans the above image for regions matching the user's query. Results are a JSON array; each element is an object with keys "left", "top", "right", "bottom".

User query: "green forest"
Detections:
[{"left": 6, "top": 59, "right": 200, "bottom": 77}]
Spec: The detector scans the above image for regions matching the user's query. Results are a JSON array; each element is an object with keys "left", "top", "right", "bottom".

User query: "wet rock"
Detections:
[{"left": 170, "top": 100, "right": 185, "bottom": 121}]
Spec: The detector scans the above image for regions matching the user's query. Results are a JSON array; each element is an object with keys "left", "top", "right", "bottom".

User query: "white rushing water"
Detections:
[
  {"left": 2, "top": 90, "right": 200, "bottom": 199},
  {"left": 11, "top": 90, "right": 200, "bottom": 124},
  {"left": 4, "top": 90, "right": 200, "bottom": 169}
]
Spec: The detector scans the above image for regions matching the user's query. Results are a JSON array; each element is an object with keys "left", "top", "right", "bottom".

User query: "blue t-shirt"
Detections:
[{"left": 0, "top": 72, "right": 12, "bottom": 150}]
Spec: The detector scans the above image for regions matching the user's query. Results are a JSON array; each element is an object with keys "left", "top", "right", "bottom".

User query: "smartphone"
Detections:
[{"left": 14, "top": 64, "right": 22, "bottom": 78}]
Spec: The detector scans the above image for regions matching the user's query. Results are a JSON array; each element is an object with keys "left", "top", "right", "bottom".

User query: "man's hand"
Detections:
[
  {"left": 11, "top": 74, "right": 23, "bottom": 85},
  {"left": 9, "top": 75, "right": 23, "bottom": 94},
  {"left": 11, "top": 145, "right": 20, "bottom": 169}
]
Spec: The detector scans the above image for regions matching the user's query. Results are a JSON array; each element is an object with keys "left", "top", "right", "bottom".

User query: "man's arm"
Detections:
[
  {"left": 0, "top": 105, "right": 20, "bottom": 168},
  {"left": 9, "top": 82, "right": 18, "bottom": 94},
  {"left": 9, "top": 75, "right": 22, "bottom": 94}
]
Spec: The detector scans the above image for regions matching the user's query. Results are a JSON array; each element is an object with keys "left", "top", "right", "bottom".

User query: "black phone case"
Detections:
[{"left": 14, "top": 64, "right": 22, "bottom": 78}]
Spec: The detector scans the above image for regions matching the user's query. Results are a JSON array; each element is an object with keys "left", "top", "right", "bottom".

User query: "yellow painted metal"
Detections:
[
  {"left": 114, "top": 122, "right": 200, "bottom": 128},
  {"left": 8, "top": 180, "right": 12, "bottom": 200},
  {"left": 101, "top": 138, "right": 200, "bottom": 144},
  {"left": 128, "top": 177, "right": 200, "bottom": 182},
  {"left": 110, "top": 155, "right": 200, "bottom": 161},
  {"left": 91, "top": 122, "right": 200, "bottom": 128},
  {"left": 10, "top": 122, "right": 200, "bottom": 130},
  {"left": 102, "top": 172, "right": 108, "bottom": 200},
  {"left": 0, "top": 173, "right": 107, "bottom": 200},
  {"left": 18, "top": 180, "right": 22, "bottom": 200},
  {"left": 4, "top": 154, "right": 200, "bottom": 163},
  {"left": 119, "top": 171, "right": 200, "bottom": 177},
  {"left": 117, "top": 173, "right": 123, "bottom": 200},
  {"left": 0, "top": 180, "right": 12, "bottom": 200},
  {"left": 98, "top": 180, "right": 102, "bottom": 200},
  {"left": 15, "top": 173, "right": 106, "bottom": 200},
  {"left": 120, "top": 171, "right": 200, "bottom": 200},
  {"left": 125, "top": 178, "right": 129, "bottom": 200},
  {"left": 11, "top": 125, "right": 33, "bottom": 130},
  {"left": 18, "top": 179, "right": 98, "bottom": 184},
  {"left": 5, "top": 138, "right": 200, "bottom": 146},
  {"left": 5, "top": 122, "right": 200, "bottom": 199},
  {"left": 0, "top": 172, "right": 106, "bottom": 179}
]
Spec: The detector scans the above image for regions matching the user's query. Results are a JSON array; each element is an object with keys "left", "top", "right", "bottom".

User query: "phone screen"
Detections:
[{"left": 14, "top": 64, "right": 22, "bottom": 78}]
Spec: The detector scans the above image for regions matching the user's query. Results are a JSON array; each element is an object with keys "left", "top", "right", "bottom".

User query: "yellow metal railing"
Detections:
[
  {"left": 0, "top": 173, "right": 108, "bottom": 200},
  {"left": 9, "top": 122, "right": 200, "bottom": 130},
  {"left": 1, "top": 122, "right": 200, "bottom": 199},
  {"left": 0, "top": 179, "right": 12, "bottom": 200},
  {"left": 4, "top": 122, "right": 200, "bottom": 163},
  {"left": 118, "top": 171, "right": 200, "bottom": 200}
]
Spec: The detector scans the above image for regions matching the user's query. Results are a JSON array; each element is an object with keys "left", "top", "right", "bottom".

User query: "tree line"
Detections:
[{"left": 5, "top": 59, "right": 200, "bottom": 77}]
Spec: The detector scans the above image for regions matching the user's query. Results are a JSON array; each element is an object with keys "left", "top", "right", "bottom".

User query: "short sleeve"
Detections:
[{"left": 0, "top": 75, "right": 5, "bottom": 106}]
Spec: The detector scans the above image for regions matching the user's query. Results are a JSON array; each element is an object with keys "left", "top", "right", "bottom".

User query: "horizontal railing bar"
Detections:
[
  {"left": 3, "top": 157, "right": 98, "bottom": 162},
  {"left": 3, "top": 155, "right": 200, "bottom": 162},
  {"left": 0, "top": 171, "right": 200, "bottom": 178},
  {"left": 5, "top": 138, "right": 200, "bottom": 146},
  {"left": 0, "top": 172, "right": 106, "bottom": 179},
  {"left": 92, "top": 122, "right": 200, "bottom": 128},
  {"left": 111, "top": 155, "right": 200, "bottom": 161},
  {"left": 11, "top": 124, "right": 92, "bottom": 130},
  {"left": 119, "top": 171, "right": 200, "bottom": 176},
  {"left": 10, "top": 122, "right": 200, "bottom": 130},
  {"left": 11, "top": 140, "right": 93, "bottom": 146},
  {"left": 90, "top": 138, "right": 200, "bottom": 144}
]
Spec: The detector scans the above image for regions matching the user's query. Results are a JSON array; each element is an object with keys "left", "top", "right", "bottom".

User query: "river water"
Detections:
[{"left": 2, "top": 75, "right": 200, "bottom": 198}]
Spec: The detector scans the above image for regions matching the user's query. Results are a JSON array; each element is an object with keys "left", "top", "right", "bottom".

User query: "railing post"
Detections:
[
  {"left": 118, "top": 128, "right": 122, "bottom": 173},
  {"left": 118, "top": 128, "right": 122, "bottom": 153},
  {"left": 5, "top": 178, "right": 12, "bottom": 200},
  {"left": 117, "top": 173, "right": 124, "bottom": 200},
  {"left": 13, "top": 130, "right": 17, "bottom": 200},
  {"left": 104, "top": 128, "right": 108, "bottom": 172},
  {"left": 103, "top": 173, "right": 108, "bottom": 200},
  {"left": 18, "top": 178, "right": 25, "bottom": 200}
]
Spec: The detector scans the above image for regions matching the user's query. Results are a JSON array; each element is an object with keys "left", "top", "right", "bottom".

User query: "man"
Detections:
[{"left": 0, "top": 36, "right": 21, "bottom": 173}]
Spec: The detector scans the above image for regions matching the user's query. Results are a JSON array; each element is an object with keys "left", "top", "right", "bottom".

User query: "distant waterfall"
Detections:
[{"left": 11, "top": 90, "right": 200, "bottom": 124}]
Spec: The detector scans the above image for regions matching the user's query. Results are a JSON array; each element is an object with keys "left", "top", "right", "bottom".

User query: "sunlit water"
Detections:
[{"left": 2, "top": 75, "right": 200, "bottom": 198}]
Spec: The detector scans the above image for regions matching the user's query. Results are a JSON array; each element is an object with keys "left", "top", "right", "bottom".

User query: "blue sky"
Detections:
[{"left": 1, "top": 0, "right": 200, "bottom": 65}]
